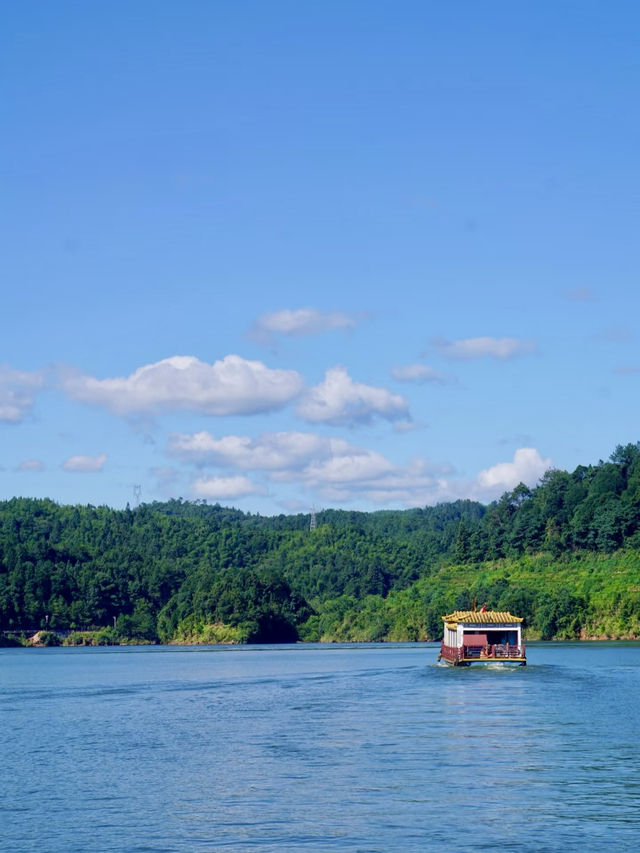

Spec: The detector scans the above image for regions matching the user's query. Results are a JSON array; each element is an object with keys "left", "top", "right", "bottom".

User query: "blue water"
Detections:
[{"left": 1, "top": 643, "right": 639, "bottom": 852}]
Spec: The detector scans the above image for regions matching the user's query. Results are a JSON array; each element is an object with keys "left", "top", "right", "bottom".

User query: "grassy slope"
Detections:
[{"left": 301, "top": 548, "right": 640, "bottom": 642}]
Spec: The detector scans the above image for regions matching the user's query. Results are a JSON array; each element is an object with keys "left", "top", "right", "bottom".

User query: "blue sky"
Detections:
[{"left": 2, "top": 1, "right": 639, "bottom": 514}]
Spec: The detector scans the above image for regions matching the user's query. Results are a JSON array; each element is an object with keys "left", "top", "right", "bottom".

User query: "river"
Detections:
[{"left": 1, "top": 642, "right": 639, "bottom": 852}]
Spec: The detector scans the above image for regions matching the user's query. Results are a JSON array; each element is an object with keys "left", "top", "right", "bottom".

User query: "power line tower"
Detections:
[
  {"left": 310, "top": 506, "right": 317, "bottom": 531},
  {"left": 133, "top": 484, "right": 142, "bottom": 507}
]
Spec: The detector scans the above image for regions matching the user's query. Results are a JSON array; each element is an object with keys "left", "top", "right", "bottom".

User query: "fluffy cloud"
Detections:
[
  {"left": 297, "top": 366, "right": 410, "bottom": 426},
  {"left": 191, "top": 475, "right": 266, "bottom": 500},
  {"left": 476, "top": 448, "right": 552, "bottom": 493},
  {"left": 302, "top": 449, "right": 456, "bottom": 506},
  {"left": 294, "top": 449, "right": 399, "bottom": 488},
  {"left": 250, "top": 308, "right": 356, "bottom": 344},
  {"left": 391, "top": 363, "right": 447, "bottom": 384},
  {"left": 170, "top": 429, "right": 412, "bottom": 497},
  {"left": 170, "top": 428, "right": 442, "bottom": 505},
  {"left": 169, "top": 430, "right": 346, "bottom": 470},
  {"left": 308, "top": 448, "right": 552, "bottom": 506},
  {"left": 292, "top": 453, "right": 454, "bottom": 506},
  {"left": 169, "top": 424, "right": 551, "bottom": 508},
  {"left": 60, "top": 355, "right": 304, "bottom": 417},
  {"left": 432, "top": 336, "right": 536, "bottom": 360},
  {"left": 62, "top": 453, "right": 107, "bottom": 472},
  {"left": 0, "top": 366, "right": 44, "bottom": 423}
]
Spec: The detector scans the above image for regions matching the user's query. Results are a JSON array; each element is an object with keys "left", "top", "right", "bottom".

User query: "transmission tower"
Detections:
[
  {"left": 133, "top": 484, "right": 142, "bottom": 507},
  {"left": 310, "top": 506, "right": 317, "bottom": 531}
]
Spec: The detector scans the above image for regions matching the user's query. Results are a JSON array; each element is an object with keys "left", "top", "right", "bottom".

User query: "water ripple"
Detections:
[{"left": 2, "top": 643, "right": 640, "bottom": 852}]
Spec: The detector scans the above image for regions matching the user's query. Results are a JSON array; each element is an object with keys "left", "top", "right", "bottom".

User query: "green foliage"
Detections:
[
  {"left": 32, "top": 630, "right": 61, "bottom": 647},
  {"left": 94, "top": 627, "right": 120, "bottom": 646},
  {"left": 0, "top": 633, "right": 25, "bottom": 647},
  {"left": 116, "top": 600, "right": 157, "bottom": 642},
  {"left": 64, "top": 631, "right": 97, "bottom": 646},
  {"left": 170, "top": 616, "right": 248, "bottom": 645},
  {"left": 1, "top": 442, "right": 640, "bottom": 644},
  {"left": 301, "top": 550, "right": 640, "bottom": 642}
]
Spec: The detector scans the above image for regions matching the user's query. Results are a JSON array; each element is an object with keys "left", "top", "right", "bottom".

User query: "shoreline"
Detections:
[{"left": 5, "top": 631, "right": 639, "bottom": 648}]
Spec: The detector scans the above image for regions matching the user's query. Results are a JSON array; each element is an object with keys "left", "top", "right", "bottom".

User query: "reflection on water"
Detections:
[{"left": 1, "top": 642, "right": 639, "bottom": 852}]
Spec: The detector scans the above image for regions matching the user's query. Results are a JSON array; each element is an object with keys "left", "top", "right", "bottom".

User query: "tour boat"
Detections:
[{"left": 438, "top": 609, "right": 526, "bottom": 666}]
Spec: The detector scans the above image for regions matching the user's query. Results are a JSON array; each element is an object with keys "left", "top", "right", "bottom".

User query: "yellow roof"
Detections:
[{"left": 441, "top": 610, "right": 523, "bottom": 624}]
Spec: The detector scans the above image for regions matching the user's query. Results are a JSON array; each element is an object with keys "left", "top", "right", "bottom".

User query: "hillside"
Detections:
[{"left": 1, "top": 442, "right": 639, "bottom": 643}]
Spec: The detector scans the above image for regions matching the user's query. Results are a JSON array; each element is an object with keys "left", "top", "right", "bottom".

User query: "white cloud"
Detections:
[
  {"left": 191, "top": 475, "right": 265, "bottom": 500},
  {"left": 293, "top": 448, "right": 395, "bottom": 485},
  {"left": 297, "top": 366, "right": 410, "bottom": 426},
  {"left": 297, "top": 445, "right": 551, "bottom": 506},
  {"left": 0, "top": 366, "right": 44, "bottom": 423},
  {"left": 168, "top": 424, "right": 552, "bottom": 508},
  {"left": 60, "top": 355, "right": 304, "bottom": 417},
  {"left": 16, "top": 459, "right": 45, "bottom": 472},
  {"left": 62, "top": 453, "right": 107, "bottom": 473},
  {"left": 296, "top": 454, "right": 450, "bottom": 505},
  {"left": 169, "top": 430, "right": 346, "bottom": 470},
  {"left": 250, "top": 308, "right": 356, "bottom": 344},
  {"left": 391, "top": 363, "right": 447, "bottom": 384},
  {"left": 308, "top": 448, "right": 552, "bottom": 506},
  {"left": 476, "top": 448, "right": 552, "bottom": 492},
  {"left": 170, "top": 427, "right": 444, "bottom": 505},
  {"left": 432, "top": 336, "right": 536, "bottom": 360}
]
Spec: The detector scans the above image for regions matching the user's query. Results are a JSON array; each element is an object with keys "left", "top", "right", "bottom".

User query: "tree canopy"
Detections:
[{"left": 1, "top": 443, "right": 640, "bottom": 643}]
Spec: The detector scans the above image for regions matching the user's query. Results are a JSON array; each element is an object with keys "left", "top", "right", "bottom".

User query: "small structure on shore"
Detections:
[{"left": 438, "top": 609, "right": 526, "bottom": 666}]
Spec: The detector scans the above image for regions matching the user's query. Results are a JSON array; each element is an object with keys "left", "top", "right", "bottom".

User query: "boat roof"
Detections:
[{"left": 442, "top": 610, "right": 523, "bottom": 624}]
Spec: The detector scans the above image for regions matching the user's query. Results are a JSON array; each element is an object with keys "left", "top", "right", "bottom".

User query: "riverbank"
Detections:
[{"left": 5, "top": 627, "right": 640, "bottom": 648}]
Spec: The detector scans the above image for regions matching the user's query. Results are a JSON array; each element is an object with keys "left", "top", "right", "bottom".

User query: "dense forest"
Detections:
[{"left": 1, "top": 442, "right": 640, "bottom": 645}]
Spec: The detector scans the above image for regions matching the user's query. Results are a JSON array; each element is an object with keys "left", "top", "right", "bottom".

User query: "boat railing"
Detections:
[
  {"left": 468, "top": 643, "right": 526, "bottom": 659},
  {"left": 439, "top": 642, "right": 463, "bottom": 663},
  {"left": 440, "top": 641, "right": 525, "bottom": 662}
]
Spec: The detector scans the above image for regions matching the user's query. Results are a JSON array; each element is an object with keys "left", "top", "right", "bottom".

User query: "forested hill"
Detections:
[{"left": 2, "top": 442, "right": 640, "bottom": 644}]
